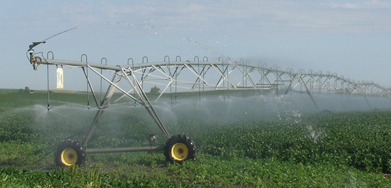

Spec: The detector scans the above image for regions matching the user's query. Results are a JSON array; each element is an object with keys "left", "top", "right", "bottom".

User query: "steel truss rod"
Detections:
[
  {"left": 86, "top": 145, "right": 165, "bottom": 154},
  {"left": 119, "top": 66, "right": 171, "bottom": 139},
  {"left": 81, "top": 67, "right": 99, "bottom": 108},
  {"left": 88, "top": 67, "right": 143, "bottom": 104},
  {"left": 191, "top": 65, "right": 208, "bottom": 89},
  {"left": 214, "top": 64, "right": 231, "bottom": 89},
  {"left": 184, "top": 63, "right": 208, "bottom": 86},
  {"left": 213, "top": 64, "right": 236, "bottom": 89}
]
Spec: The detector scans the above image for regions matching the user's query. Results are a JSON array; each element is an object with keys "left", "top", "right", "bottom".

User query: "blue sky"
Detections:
[{"left": 1, "top": 0, "right": 390, "bottom": 90}]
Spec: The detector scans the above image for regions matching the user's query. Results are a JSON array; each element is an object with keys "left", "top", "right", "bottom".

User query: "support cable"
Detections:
[{"left": 46, "top": 51, "right": 55, "bottom": 111}]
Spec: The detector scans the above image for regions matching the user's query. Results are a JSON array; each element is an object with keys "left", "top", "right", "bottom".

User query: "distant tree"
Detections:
[
  {"left": 24, "top": 86, "right": 30, "bottom": 93},
  {"left": 150, "top": 86, "right": 160, "bottom": 94}
]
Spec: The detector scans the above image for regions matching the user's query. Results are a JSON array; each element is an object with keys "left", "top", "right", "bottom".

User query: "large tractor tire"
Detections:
[
  {"left": 164, "top": 134, "right": 197, "bottom": 164},
  {"left": 54, "top": 139, "right": 86, "bottom": 167}
]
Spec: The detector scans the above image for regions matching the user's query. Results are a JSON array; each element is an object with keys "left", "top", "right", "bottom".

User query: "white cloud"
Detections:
[
  {"left": 330, "top": 2, "right": 360, "bottom": 9},
  {"left": 328, "top": 0, "right": 391, "bottom": 9}
]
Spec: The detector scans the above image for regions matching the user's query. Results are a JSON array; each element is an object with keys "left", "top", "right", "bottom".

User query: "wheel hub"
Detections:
[
  {"left": 171, "top": 143, "right": 189, "bottom": 161},
  {"left": 61, "top": 148, "right": 78, "bottom": 166}
]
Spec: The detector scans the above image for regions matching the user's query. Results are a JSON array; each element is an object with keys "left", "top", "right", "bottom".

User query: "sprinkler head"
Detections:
[
  {"left": 28, "top": 41, "right": 46, "bottom": 51},
  {"left": 149, "top": 134, "right": 157, "bottom": 145},
  {"left": 33, "top": 62, "right": 38, "bottom": 70}
]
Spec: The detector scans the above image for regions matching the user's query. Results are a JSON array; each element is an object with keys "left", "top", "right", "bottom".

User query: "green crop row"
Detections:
[
  {"left": 1, "top": 154, "right": 391, "bottom": 187},
  {"left": 2, "top": 99, "right": 391, "bottom": 173},
  {"left": 196, "top": 111, "right": 391, "bottom": 173},
  {"left": 1, "top": 92, "right": 391, "bottom": 186}
]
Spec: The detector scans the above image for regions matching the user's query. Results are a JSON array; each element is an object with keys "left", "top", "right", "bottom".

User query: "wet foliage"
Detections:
[
  {"left": 1, "top": 91, "right": 391, "bottom": 187},
  {"left": 197, "top": 111, "right": 391, "bottom": 173}
]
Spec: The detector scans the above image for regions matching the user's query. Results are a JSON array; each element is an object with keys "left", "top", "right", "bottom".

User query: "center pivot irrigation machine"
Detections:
[
  {"left": 27, "top": 42, "right": 198, "bottom": 167},
  {"left": 27, "top": 37, "right": 391, "bottom": 167}
]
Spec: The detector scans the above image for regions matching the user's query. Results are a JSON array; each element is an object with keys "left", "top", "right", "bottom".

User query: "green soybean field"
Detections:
[{"left": 1, "top": 90, "right": 391, "bottom": 187}]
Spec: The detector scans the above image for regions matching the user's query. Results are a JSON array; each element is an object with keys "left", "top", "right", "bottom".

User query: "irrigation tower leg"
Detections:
[
  {"left": 82, "top": 74, "right": 119, "bottom": 147},
  {"left": 284, "top": 75, "right": 320, "bottom": 112},
  {"left": 299, "top": 76, "right": 320, "bottom": 112},
  {"left": 364, "top": 95, "right": 372, "bottom": 110}
]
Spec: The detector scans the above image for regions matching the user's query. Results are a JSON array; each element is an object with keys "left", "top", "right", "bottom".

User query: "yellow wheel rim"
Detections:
[
  {"left": 60, "top": 148, "right": 78, "bottom": 166},
  {"left": 171, "top": 143, "right": 189, "bottom": 161}
]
